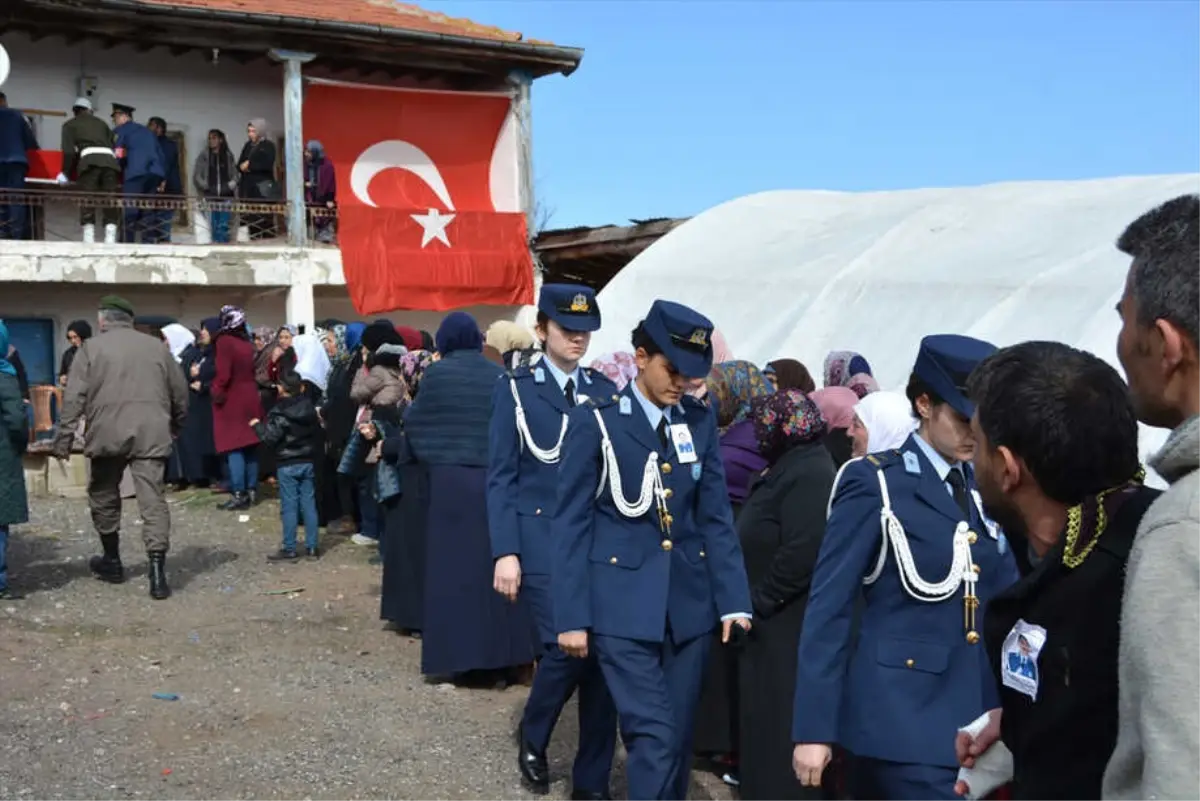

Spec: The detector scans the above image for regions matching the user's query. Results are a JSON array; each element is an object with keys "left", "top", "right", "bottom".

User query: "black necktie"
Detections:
[
  {"left": 946, "top": 467, "right": 970, "bottom": 518},
  {"left": 564, "top": 377, "right": 576, "bottom": 408},
  {"left": 656, "top": 416, "right": 669, "bottom": 449}
]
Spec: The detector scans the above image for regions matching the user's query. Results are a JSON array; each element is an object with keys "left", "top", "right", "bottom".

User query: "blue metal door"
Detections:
[{"left": 5, "top": 317, "right": 56, "bottom": 386}]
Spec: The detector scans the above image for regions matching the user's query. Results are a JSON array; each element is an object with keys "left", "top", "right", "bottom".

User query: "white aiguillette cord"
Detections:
[
  {"left": 592, "top": 409, "right": 668, "bottom": 523},
  {"left": 509, "top": 377, "right": 567, "bottom": 464}
]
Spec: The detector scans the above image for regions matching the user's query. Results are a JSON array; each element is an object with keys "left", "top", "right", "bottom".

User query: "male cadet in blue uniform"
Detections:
[
  {"left": 488, "top": 284, "right": 619, "bottom": 799},
  {"left": 553, "top": 300, "right": 753, "bottom": 801},
  {"left": 791, "top": 334, "right": 1021, "bottom": 800},
  {"left": 110, "top": 103, "right": 165, "bottom": 244},
  {"left": 147, "top": 117, "right": 182, "bottom": 243}
]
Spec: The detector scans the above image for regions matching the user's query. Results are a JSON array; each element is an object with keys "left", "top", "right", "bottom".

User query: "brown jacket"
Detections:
[
  {"left": 54, "top": 320, "right": 189, "bottom": 459},
  {"left": 350, "top": 365, "right": 408, "bottom": 409}
]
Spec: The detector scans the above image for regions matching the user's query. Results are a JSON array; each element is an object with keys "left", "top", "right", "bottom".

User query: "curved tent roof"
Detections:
[{"left": 588, "top": 174, "right": 1199, "bottom": 481}]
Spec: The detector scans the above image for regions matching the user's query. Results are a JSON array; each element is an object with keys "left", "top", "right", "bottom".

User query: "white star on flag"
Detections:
[{"left": 411, "top": 207, "right": 456, "bottom": 248}]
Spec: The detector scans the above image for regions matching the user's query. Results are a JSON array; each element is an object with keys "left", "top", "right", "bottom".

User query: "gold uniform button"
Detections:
[
  {"left": 661, "top": 463, "right": 672, "bottom": 474},
  {"left": 664, "top": 514, "right": 674, "bottom": 526},
  {"left": 661, "top": 540, "right": 673, "bottom": 552},
  {"left": 966, "top": 531, "right": 978, "bottom": 545},
  {"left": 972, "top": 564, "right": 981, "bottom": 575},
  {"left": 699, "top": 550, "right": 706, "bottom": 558},
  {"left": 966, "top": 631, "right": 980, "bottom": 645},
  {"left": 611, "top": 394, "right": 619, "bottom": 401},
  {"left": 905, "top": 659, "right": 915, "bottom": 668},
  {"left": 609, "top": 556, "right": 618, "bottom": 564},
  {"left": 663, "top": 488, "right": 674, "bottom": 499}
]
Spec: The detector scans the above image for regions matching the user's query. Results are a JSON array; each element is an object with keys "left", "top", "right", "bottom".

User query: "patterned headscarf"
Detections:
[
  {"left": 705, "top": 360, "right": 771, "bottom": 430},
  {"left": 847, "top": 372, "right": 879, "bottom": 399},
  {"left": 823, "top": 350, "right": 872, "bottom": 388},
  {"left": 589, "top": 351, "right": 638, "bottom": 391},
  {"left": 219, "top": 305, "right": 246, "bottom": 334},
  {"left": 751, "top": 389, "right": 827, "bottom": 464},
  {"left": 810, "top": 386, "right": 859, "bottom": 430},
  {"left": 399, "top": 349, "right": 435, "bottom": 401},
  {"left": 325, "top": 324, "right": 351, "bottom": 364},
  {"left": 252, "top": 325, "right": 274, "bottom": 345}
]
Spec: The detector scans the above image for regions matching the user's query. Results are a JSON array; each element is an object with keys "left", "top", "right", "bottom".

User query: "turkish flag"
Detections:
[{"left": 305, "top": 83, "right": 534, "bottom": 314}]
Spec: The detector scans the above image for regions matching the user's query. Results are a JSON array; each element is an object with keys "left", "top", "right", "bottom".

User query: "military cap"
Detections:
[
  {"left": 98, "top": 294, "right": 134, "bottom": 316},
  {"left": 110, "top": 103, "right": 135, "bottom": 117},
  {"left": 537, "top": 283, "right": 601, "bottom": 333},
  {"left": 912, "top": 334, "right": 997, "bottom": 419},
  {"left": 642, "top": 299, "right": 714, "bottom": 379}
]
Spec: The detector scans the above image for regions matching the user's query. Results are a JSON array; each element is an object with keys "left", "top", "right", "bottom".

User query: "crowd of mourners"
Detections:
[{"left": 0, "top": 194, "right": 1194, "bottom": 801}]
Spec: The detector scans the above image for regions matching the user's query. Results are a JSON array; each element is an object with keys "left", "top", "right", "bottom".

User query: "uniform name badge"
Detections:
[
  {"left": 668, "top": 423, "right": 698, "bottom": 464},
  {"left": 1000, "top": 618, "right": 1047, "bottom": 701}
]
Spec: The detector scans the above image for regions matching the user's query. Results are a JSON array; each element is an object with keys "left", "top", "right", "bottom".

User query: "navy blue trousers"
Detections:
[
  {"left": 849, "top": 755, "right": 958, "bottom": 800},
  {"left": 521, "top": 573, "right": 616, "bottom": 793},
  {"left": 593, "top": 630, "right": 711, "bottom": 800}
]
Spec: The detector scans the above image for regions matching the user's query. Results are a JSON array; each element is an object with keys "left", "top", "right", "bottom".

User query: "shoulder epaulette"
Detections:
[
  {"left": 864, "top": 449, "right": 903, "bottom": 468},
  {"left": 585, "top": 393, "right": 619, "bottom": 410},
  {"left": 509, "top": 364, "right": 534, "bottom": 380}
]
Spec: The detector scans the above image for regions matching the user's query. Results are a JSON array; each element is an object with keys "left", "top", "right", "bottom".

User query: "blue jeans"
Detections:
[
  {"left": 210, "top": 208, "right": 231, "bottom": 243},
  {"left": 357, "top": 477, "right": 380, "bottom": 541},
  {"left": 0, "top": 524, "right": 8, "bottom": 591},
  {"left": 278, "top": 463, "right": 319, "bottom": 552},
  {"left": 226, "top": 446, "right": 259, "bottom": 493}
]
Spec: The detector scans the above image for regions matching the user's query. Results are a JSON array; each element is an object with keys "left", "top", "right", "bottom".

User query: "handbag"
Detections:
[{"left": 245, "top": 140, "right": 280, "bottom": 199}]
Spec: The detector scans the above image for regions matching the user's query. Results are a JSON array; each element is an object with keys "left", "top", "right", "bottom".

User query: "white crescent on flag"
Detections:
[
  {"left": 349, "top": 139, "right": 455, "bottom": 211},
  {"left": 0, "top": 44, "right": 10, "bottom": 88}
]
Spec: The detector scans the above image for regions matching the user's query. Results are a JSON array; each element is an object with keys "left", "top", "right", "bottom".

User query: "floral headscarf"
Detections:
[
  {"left": 705, "top": 360, "right": 771, "bottom": 430},
  {"left": 325, "top": 324, "right": 351, "bottom": 364},
  {"left": 219, "top": 304, "right": 246, "bottom": 334},
  {"left": 751, "top": 389, "right": 827, "bottom": 464},
  {"left": 399, "top": 349, "right": 435, "bottom": 401},
  {"left": 847, "top": 372, "right": 879, "bottom": 399},
  {"left": 252, "top": 325, "right": 274, "bottom": 346},
  {"left": 823, "top": 350, "right": 872, "bottom": 388},
  {"left": 589, "top": 351, "right": 638, "bottom": 391}
]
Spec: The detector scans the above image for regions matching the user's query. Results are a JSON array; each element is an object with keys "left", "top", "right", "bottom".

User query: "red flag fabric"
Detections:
[{"left": 305, "top": 83, "right": 534, "bottom": 314}]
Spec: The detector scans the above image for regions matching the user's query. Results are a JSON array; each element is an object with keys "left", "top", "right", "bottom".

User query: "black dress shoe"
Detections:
[
  {"left": 570, "top": 790, "right": 611, "bottom": 800},
  {"left": 516, "top": 724, "right": 549, "bottom": 794}
]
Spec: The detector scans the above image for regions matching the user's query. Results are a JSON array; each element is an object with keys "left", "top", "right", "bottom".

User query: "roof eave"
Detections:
[{"left": 41, "top": 0, "right": 585, "bottom": 77}]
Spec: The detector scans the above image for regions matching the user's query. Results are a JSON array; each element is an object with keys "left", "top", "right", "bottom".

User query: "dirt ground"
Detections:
[{"left": 0, "top": 488, "right": 736, "bottom": 800}]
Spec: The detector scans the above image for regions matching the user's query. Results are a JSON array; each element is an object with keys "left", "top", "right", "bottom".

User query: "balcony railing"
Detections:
[{"left": 0, "top": 188, "right": 338, "bottom": 247}]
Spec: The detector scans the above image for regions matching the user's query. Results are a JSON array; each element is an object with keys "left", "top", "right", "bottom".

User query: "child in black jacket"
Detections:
[{"left": 250, "top": 371, "right": 322, "bottom": 560}]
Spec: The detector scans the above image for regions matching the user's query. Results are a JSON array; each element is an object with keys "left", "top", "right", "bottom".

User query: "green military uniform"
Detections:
[{"left": 61, "top": 112, "right": 120, "bottom": 226}]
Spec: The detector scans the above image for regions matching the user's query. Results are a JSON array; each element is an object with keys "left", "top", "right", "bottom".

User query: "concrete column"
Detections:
[
  {"left": 269, "top": 49, "right": 317, "bottom": 248},
  {"left": 285, "top": 279, "right": 315, "bottom": 330},
  {"left": 508, "top": 69, "right": 541, "bottom": 304}
]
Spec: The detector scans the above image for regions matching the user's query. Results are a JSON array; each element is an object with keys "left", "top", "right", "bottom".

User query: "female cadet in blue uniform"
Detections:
[
  {"left": 486, "top": 284, "right": 619, "bottom": 799},
  {"left": 553, "top": 300, "right": 753, "bottom": 801},
  {"left": 791, "top": 334, "right": 1021, "bottom": 800}
]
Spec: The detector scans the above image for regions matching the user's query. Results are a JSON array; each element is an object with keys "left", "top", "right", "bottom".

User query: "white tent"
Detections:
[{"left": 587, "top": 173, "right": 1200, "bottom": 482}]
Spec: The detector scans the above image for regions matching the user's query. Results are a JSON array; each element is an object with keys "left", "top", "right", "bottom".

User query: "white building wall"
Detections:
[{"left": 0, "top": 30, "right": 283, "bottom": 192}]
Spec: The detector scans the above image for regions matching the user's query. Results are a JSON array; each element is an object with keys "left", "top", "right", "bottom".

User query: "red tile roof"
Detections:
[{"left": 130, "top": 0, "right": 556, "bottom": 46}]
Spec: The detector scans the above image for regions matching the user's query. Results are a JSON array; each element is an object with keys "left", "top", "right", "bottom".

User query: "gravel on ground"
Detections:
[{"left": 0, "top": 488, "right": 737, "bottom": 800}]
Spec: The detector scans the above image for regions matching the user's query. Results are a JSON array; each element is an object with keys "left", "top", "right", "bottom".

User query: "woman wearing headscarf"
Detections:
[
  {"left": 734, "top": 390, "right": 835, "bottom": 800},
  {"left": 765, "top": 358, "right": 816, "bottom": 393},
  {"left": 321, "top": 321, "right": 367, "bottom": 534},
  {"left": 170, "top": 317, "right": 221, "bottom": 489},
  {"left": 347, "top": 323, "right": 405, "bottom": 550},
  {"left": 237, "top": 118, "right": 278, "bottom": 239},
  {"left": 211, "top": 305, "right": 264, "bottom": 510},
  {"left": 304, "top": 140, "right": 337, "bottom": 243},
  {"left": 59, "top": 320, "right": 92, "bottom": 388},
  {"left": 379, "top": 348, "right": 435, "bottom": 636},
  {"left": 846, "top": 373, "right": 879, "bottom": 399},
  {"left": 0, "top": 321, "right": 29, "bottom": 600},
  {"left": 848, "top": 391, "right": 916, "bottom": 459},
  {"left": 822, "top": 350, "right": 872, "bottom": 389},
  {"left": 162, "top": 324, "right": 197, "bottom": 489},
  {"left": 810, "top": 386, "right": 859, "bottom": 469},
  {"left": 396, "top": 312, "right": 535, "bottom": 683}
]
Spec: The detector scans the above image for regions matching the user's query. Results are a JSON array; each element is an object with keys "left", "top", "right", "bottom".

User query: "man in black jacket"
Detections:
[
  {"left": 954, "top": 341, "right": 1159, "bottom": 799},
  {"left": 251, "top": 371, "right": 322, "bottom": 561}
]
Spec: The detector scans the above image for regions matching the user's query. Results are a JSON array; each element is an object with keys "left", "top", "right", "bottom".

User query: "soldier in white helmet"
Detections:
[{"left": 58, "top": 97, "right": 120, "bottom": 244}]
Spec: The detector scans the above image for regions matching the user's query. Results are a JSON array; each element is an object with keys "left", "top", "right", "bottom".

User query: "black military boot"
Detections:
[
  {"left": 147, "top": 551, "right": 171, "bottom": 600},
  {"left": 89, "top": 533, "right": 125, "bottom": 584}
]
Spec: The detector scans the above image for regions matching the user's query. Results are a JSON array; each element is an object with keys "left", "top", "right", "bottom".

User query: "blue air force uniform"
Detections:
[
  {"left": 792, "top": 334, "right": 1021, "bottom": 800},
  {"left": 553, "top": 300, "right": 752, "bottom": 801},
  {"left": 111, "top": 104, "right": 166, "bottom": 243},
  {"left": 486, "top": 284, "right": 618, "bottom": 796}
]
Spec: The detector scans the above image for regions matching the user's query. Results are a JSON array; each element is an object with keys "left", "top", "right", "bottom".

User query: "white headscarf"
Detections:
[
  {"left": 855, "top": 391, "right": 917, "bottom": 453},
  {"left": 162, "top": 324, "right": 195, "bottom": 363},
  {"left": 292, "top": 332, "right": 331, "bottom": 391}
]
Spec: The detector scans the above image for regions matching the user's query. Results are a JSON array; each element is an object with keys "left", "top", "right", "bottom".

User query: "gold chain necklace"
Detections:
[{"left": 1062, "top": 467, "right": 1145, "bottom": 569}]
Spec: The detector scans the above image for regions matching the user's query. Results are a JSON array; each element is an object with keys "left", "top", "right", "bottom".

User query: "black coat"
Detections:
[
  {"left": 252, "top": 395, "right": 321, "bottom": 466},
  {"left": 983, "top": 485, "right": 1160, "bottom": 800},
  {"left": 0, "top": 372, "right": 29, "bottom": 526},
  {"left": 169, "top": 344, "right": 217, "bottom": 483},
  {"left": 735, "top": 441, "right": 836, "bottom": 800}
]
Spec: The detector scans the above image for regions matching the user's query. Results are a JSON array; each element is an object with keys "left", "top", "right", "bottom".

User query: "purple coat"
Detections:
[
  {"left": 720, "top": 419, "right": 768, "bottom": 504},
  {"left": 306, "top": 159, "right": 336, "bottom": 204}
]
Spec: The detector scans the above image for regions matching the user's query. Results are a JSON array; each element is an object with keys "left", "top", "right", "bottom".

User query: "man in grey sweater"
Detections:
[{"left": 1106, "top": 193, "right": 1200, "bottom": 800}]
